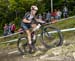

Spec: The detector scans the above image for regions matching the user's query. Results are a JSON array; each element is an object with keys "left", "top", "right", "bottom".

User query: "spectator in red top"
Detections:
[
  {"left": 11, "top": 24, "right": 16, "bottom": 33},
  {"left": 51, "top": 9, "right": 57, "bottom": 18},
  {"left": 51, "top": 9, "right": 57, "bottom": 23}
]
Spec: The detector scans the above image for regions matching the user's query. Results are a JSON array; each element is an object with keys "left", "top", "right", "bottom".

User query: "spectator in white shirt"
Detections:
[{"left": 56, "top": 9, "right": 62, "bottom": 20}]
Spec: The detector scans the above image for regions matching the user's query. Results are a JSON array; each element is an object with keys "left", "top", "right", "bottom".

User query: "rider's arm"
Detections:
[
  {"left": 35, "top": 18, "right": 45, "bottom": 23},
  {"left": 22, "top": 18, "right": 31, "bottom": 23},
  {"left": 22, "top": 12, "right": 31, "bottom": 23},
  {"left": 35, "top": 18, "right": 40, "bottom": 22}
]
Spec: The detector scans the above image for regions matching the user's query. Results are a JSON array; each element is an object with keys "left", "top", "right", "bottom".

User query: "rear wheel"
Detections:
[
  {"left": 17, "top": 37, "right": 28, "bottom": 55},
  {"left": 41, "top": 26, "right": 63, "bottom": 48},
  {"left": 17, "top": 33, "right": 37, "bottom": 55}
]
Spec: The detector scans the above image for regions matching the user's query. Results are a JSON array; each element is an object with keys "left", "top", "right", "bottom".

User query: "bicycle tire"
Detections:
[
  {"left": 41, "top": 26, "right": 63, "bottom": 48},
  {"left": 17, "top": 35, "right": 37, "bottom": 55},
  {"left": 17, "top": 37, "right": 28, "bottom": 55}
]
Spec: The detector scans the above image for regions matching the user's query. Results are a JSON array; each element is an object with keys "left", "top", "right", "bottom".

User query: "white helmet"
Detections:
[{"left": 31, "top": 5, "right": 38, "bottom": 11}]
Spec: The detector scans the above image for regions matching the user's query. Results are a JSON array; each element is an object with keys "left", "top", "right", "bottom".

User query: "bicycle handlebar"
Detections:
[{"left": 40, "top": 22, "right": 52, "bottom": 26}]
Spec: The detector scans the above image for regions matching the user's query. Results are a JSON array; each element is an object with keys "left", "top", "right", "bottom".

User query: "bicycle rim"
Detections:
[
  {"left": 17, "top": 37, "right": 28, "bottom": 55},
  {"left": 41, "top": 26, "right": 63, "bottom": 48}
]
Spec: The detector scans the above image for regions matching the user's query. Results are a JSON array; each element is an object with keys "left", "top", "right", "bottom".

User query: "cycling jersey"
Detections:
[
  {"left": 23, "top": 12, "right": 34, "bottom": 22},
  {"left": 21, "top": 12, "right": 36, "bottom": 30}
]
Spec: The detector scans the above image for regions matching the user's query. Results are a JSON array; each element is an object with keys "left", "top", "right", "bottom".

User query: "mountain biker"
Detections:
[{"left": 21, "top": 5, "right": 44, "bottom": 53}]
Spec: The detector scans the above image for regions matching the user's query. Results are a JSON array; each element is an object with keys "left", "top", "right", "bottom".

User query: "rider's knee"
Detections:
[
  {"left": 31, "top": 24, "right": 37, "bottom": 28},
  {"left": 26, "top": 30, "right": 31, "bottom": 36}
]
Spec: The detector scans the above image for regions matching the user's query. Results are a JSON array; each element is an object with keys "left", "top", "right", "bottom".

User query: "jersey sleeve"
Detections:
[{"left": 23, "top": 12, "right": 30, "bottom": 20}]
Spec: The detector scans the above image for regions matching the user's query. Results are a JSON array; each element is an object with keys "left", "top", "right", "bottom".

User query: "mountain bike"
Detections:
[{"left": 17, "top": 22, "right": 63, "bottom": 55}]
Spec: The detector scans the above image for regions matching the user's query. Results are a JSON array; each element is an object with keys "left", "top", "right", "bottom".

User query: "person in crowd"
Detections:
[
  {"left": 56, "top": 9, "right": 62, "bottom": 20},
  {"left": 54, "top": 9, "right": 58, "bottom": 19},
  {"left": 63, "top": 6, "right": 68, "bottom": 18},
  {"left": 38, "top": 14, "right": 42, "bottom": 20},
  {"left": 3, "top": 24, "right": 8, "bottom": 36},
  {"left": 42, "top": 12, "right": 46, "bottom": 21},
  {"left": 11, "top": 23, "right": 16, "bottom": 33},
  {"left": 51, "top": 9, "right": 57, "bottom": 23},
  {"left": 51, "top": 9, "right": 57, "bottom": 19},
  {"left": 8, "top": 23, "right": 12, "bottom": 34},
  {"left": 46, "top": 11, "right": 51, "bottom": 22}
]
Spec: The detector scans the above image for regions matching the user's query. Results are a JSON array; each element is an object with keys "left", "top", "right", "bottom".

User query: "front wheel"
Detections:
[{"left": 41, "top": 26, "right": 63, "bottom": 48}]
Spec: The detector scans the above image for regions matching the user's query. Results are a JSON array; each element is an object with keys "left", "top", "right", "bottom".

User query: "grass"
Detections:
[{"left": 51, "top": 18, "right": 75, "bottom": 29}]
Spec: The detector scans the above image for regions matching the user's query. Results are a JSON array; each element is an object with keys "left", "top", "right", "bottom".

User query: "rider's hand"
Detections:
[
  {"left": 38, "top": 19, "right": 45, "bottom": 24},
  {"left": 41, "top": 21, "right": 45, "bottom": 24},
  {"left": 23, "top": 18, "right": 32, "bottom": 24}
]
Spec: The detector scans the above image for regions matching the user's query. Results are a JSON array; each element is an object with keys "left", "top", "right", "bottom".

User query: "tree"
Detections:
[{"left": 0, "top": 0, "right": 74, "bottom": 30}]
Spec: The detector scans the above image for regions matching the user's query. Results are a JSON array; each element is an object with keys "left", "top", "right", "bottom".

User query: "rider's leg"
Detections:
[
  {"left": 25, "top": 30, "right": 32, "bottom": 45},
  {"left": 31, "top": 24, "right": 38, "bottom": 50},
  {"left": 31, "top": 24, "right": 37, "bottom": 40},
  {"left": 31, "top": 24, "right": 37, "bottom": 31},
  {"left": 21, "top": 22, "right": 35, "bottom": 53},
  {"left": 25, "top": 30, "right": 32, "bottom": 53},
  {"left": 25, "top": 29, "right": 36, "bottom": 53}
]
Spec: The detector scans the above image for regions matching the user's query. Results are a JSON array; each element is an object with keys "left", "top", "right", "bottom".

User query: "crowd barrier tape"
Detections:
[
  {"left": 0, "top": 32, "right": 20, "bottom": 39},
  {"left": 0, "top": 27, "right": 75, "bottom": 44},
  {"left": 58, "top": 16, "right": 75, "bottom": 22}
]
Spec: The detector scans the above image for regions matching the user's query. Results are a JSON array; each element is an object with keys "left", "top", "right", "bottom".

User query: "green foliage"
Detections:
[{"left": 0, "top": 0, "right": 75, "bottom": 30}]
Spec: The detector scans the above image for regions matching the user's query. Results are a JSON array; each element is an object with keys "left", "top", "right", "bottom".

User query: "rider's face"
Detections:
[{"left": 31, "top": 10, "right": 37, "bottom": 16}]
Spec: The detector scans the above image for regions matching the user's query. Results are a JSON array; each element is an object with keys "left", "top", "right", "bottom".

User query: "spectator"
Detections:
[
  {"left": 46, "top": 11, "right": 51, "bottom": 22},
  {"left": 63, "top": 6, "right": 68, "bottom": 18},
  {"left": 42, "top": 12, "right": 46, "bottom": 21},
  {"left": 8, "top": 23, "right": 12, "bottom": 34},
  {"left": 11, "top": 24, "right": 16, "bottom": 33},
  {"left": 51, "top": 9, "right": 57, "bottom": 23},
  {"left": 3, "top": 24, "right": 8, "bottom": 36},
  {"left": 38, "top": 14, "right": 42, "bottom": 20},
  {"left": 54, "top": 9, "right": 58, "bottom": 19},
  {"left": 56, "top": 9, "right": 62, "bottom": 20},
  {"left": 51, "top": 9, "right": 57, "bottom": 19}
]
